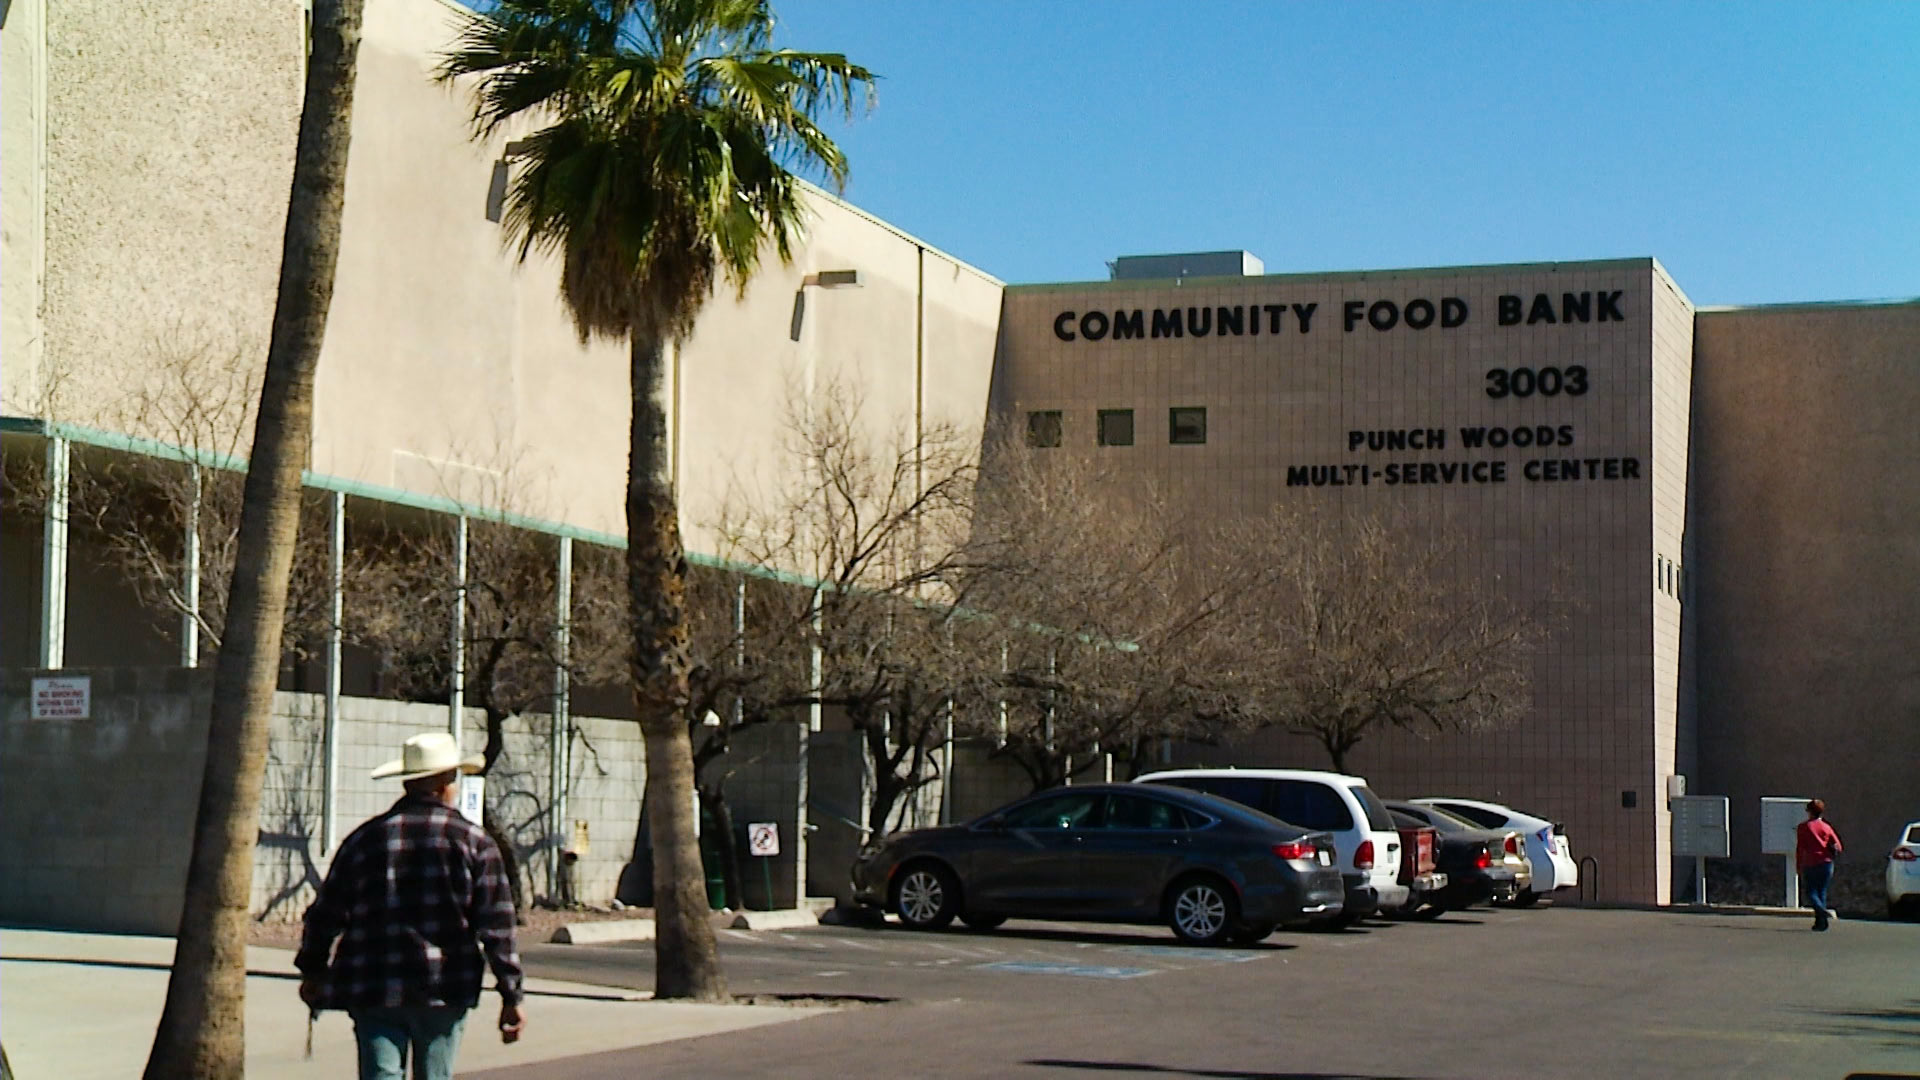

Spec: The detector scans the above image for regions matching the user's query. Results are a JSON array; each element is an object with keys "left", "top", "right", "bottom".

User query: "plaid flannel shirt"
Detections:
[{"left": 296, "top": 793, "right": 524, "bottom": 1010}]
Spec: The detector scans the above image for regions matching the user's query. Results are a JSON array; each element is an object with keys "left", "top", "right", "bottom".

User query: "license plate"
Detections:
[{"left": 1317, "top": 849, "right": 1331, "bottom": 866}]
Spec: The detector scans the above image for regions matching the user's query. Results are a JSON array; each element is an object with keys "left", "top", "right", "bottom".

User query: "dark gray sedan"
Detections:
[{"left": 849, "top": 783, "right": 1344, "bottom": 946}]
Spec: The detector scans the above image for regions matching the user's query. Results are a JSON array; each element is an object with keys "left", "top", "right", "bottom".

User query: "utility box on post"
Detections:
[
  {"left": 1762, "top": 797, "right": 1810, "bottom": 908},
  {"left": 1671, "top": 795, "right": 1729, "bottom": 904}
]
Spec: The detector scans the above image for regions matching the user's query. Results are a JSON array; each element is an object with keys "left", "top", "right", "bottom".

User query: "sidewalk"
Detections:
[{"left": 0, "top": 928, "right": 814, "bottom": 1079}]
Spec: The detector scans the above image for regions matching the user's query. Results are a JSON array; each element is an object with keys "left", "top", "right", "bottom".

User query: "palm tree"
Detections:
[
  {"left": 142, "top": 1, "right": 368, "bottom": 1076},
  {"left": 438, "top": 0, "right": 873, "bottom": 1000}
]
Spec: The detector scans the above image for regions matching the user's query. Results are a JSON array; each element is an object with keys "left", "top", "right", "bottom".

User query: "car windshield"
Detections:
[
  {"left": 1390, "top": 810, "right": 1425, "bottom": 829},
  {"left": 1908, "top": 824, "right": 1920, "bottom": 844},
  {"left": 1349, "top": 786, "right": 1397, "bottom": 832}
]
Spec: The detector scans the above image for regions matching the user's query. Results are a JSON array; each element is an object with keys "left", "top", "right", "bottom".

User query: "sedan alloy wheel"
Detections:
[
  {"left": 1169, "top": 878, "right": 1236, "bottom": 946},
  {"left": 894, "top": 864, "right": 958, "bottom": 929}
]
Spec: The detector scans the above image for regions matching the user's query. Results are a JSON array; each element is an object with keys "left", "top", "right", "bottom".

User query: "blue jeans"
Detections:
[
  {"left": 1800, "top": 862, "right": 1834, "bottom": 928},
  {"left": 350, "top": 1006, "right": 469, "bottom": 1080}
]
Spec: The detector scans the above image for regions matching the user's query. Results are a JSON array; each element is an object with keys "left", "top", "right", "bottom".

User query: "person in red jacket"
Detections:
[{"left": 1795, "top": 799, "right": 1843, "bottom": 931}]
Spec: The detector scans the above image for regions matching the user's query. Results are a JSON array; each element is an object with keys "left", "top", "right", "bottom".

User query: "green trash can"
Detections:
[{"left": 699, "top": 807, "right": 728, "bottom": 909}]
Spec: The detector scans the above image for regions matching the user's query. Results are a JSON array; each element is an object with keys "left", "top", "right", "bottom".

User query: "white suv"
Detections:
[
  {"left": 1136, "top": 769, "right": 1406, "bottom": 924},
  {"left": 1413, "top": 797, "right": 1577, "bottom": 905}
]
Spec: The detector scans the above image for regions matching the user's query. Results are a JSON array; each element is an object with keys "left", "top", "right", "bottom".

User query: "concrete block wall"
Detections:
[{"left": 0, "top": 667, "right": 212, "bottom": 935}]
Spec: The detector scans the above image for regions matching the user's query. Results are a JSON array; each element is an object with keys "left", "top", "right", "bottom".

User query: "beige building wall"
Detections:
[
  {"left": 1648, "top": 263, "right": 1697, "bottom": 900},
  {"left": 1692, "top": 300, "right": 1920, "bottom": 865},
  {"left": 998, "top": 261, "right": 1674, "bottom": 902},
  {"left": 8, "top": 0, "right": 1004, "bottom": 554},
  {"left": 1, "top": 0, "right": 47, "bottom": 408},
  {"left": 29, "top": 0, "right": 301, "bottom": 428}
]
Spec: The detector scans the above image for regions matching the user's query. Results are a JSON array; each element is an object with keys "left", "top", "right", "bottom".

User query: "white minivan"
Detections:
[{"left": 1136, "top": 768, "right": 1406, "bottom": 925}]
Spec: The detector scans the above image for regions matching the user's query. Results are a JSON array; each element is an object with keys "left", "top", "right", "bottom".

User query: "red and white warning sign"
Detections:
[
  {"left": 31, "top": 676, "right": 90, "bottom": 720},
  {"left": 747, "top": 822, "right": 780, "bottom": 857}
]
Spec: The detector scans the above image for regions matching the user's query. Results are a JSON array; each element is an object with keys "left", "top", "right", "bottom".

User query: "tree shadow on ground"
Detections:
[
  {"left": 1022, "top": 1061, "right": 1419, "bottom": 1080},
  {"left": 1800, "top": 1000, "right": 1920, "bottom": 1052}
]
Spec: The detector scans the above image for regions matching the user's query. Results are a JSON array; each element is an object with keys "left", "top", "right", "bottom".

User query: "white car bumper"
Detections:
[{"left": 1888, "top": 859, "right": 1920, "bottom": 903}]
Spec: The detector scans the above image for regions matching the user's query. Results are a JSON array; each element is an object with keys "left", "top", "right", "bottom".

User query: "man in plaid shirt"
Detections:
[{"left": 298, "top": 732, "right": 527, "bottom": 1079}]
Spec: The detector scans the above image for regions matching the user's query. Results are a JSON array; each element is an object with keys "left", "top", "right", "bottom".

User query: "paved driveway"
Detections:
[{"left": 494, "top": 907, "right": 1920, "bottom": 1080}]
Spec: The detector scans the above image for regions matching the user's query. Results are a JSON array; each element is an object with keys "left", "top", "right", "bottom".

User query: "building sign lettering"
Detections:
[{"left": 1050, "top": 291, "right": 1628, "bottom": 342}]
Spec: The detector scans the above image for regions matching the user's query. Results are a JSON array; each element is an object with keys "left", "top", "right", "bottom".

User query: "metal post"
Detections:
[
  {"left": 794, "top": 711, "right": 810, "bottom": 911},
  {"left": 807, "top": 588, "right": 823, "bottom": 734},
  {"left": 732, "top": 578, "right": 746, "bottom": 726},
  {"left": 548, "top": 535, "right": 572, "bottom": 897},
  {"left": 1695, "top": 855, "right": 1707, "bottom": 906},
  {"left": 996, "top": 641, "right": 1008, "bottom": 747},
  {"left": 939, "top": 698, "right": 955, "bottom": 824},
  {"left": 39, "top": 435, "right": 69, "bottom": 669},
  {"left": 449, "top": 515, "right": 468, "bottom": 745},
  {"left": 1785, "top": 855, "right": 1800, "bottom": 909},
  {"left": 1045, "top": 647, "right": 1056, "bottom": 781},
  {"left": 323, "top": 491, "right": 344, "bottom": 852},
  {"left": 181, "top": 466, "right": 202, "bottom": 668}
]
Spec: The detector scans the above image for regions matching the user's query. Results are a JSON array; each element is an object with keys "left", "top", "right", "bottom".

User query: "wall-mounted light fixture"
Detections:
[
  {"left": 790, "top": 268, "right": 864, "bottom": 341},
  {"left": 486, "top": 141, "right": 536, "bottom": 223}
]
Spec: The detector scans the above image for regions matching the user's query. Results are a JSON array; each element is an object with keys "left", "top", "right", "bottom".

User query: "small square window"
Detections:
[
  {"left": 1169, "top": 407, "right": 1207, "bottom": 445},
  {"left": 1097, "top": 409, "right": 1134, "bottom": 447},
  {"left": 1026, "top": 410, "right": 1063, "bottom": 448}
]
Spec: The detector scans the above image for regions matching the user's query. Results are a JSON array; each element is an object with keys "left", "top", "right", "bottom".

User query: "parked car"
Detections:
[
  {"left": 1412, "top": 797, "right": 1577, "bottom": 905},
  {"left": 1136, "top": 768, "right": 1406, "bottom": 926},
  {"left": 1888, "top": 820, "right": 1920, "bottom": 919},
  {"left": 1386, "top": 801, "right": 1530, "bottom": 914},
  {"left": 850, "top": 783, "right": 1345, "bottom": 946}
]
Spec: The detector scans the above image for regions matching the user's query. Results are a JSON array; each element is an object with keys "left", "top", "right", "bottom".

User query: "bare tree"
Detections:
[
  {"left": 350, "top": 483, "right": 630, "bottom": 917},
  {"left": 2, "top": 326, "right": 344, "bottom": 661},
  {"left": 1240, "top": 510, "right": 1553, "bottom": 773},
  {"left": 716, "top": 382, "right": 983, "bottom": 835},
  {"left": 960, "top": 436, "right": 1264, "bottom": 790}
]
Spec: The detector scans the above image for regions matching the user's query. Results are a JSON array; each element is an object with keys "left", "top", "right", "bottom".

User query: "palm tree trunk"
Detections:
[
  {"left": 143, "top": 2, "right": 365, "bottom": 1076},
  {"left": 627, "top": 332, "right": 727, "bottom": 1001}
]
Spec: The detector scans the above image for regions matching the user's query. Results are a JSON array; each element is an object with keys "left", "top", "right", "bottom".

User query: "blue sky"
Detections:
[{"left": 777, "top": 2, "right": 1919, "bottom": 306}]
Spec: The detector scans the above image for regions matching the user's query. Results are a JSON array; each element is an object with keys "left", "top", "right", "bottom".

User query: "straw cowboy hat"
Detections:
[{"left": 370, "top": 732, "right": 485, "bottom": 781}]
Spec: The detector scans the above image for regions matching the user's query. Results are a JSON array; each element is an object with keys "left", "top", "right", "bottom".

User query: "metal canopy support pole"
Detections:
[
  {"left": 1785, "top": 855, "right": 1799, "bottom": 909},
  {"left": 39, "top": 435, "right": 69, "bottom": 669},
  {"left": 1046, "top": 648, "right": 1057, "bottom": 783},
  {"left": 548, "top": 535, "right": 572, "bottom": 897},
  {"left": 940, "top": 698, "right": 955, "bottom": 824},
  {"left": 996, "top": 641, "right": 1008, "bottom": 747},
  {"left": 181, "top": 466, "right": 202, "bottom": 668},
  {"left": 795, "top": 590, "right": 822, "bottom": 908},
  {"left": 807, "top": 590, "right": 823, "bottom": 734},
  {"left": 733, "top": 579, "right": 746, "bottom": 725},
  {"left": 449, "top": 514, "right": 468, "bottom": 745},
  {"left": 323, "top": 491, "right": 345, "bottom": 853}
]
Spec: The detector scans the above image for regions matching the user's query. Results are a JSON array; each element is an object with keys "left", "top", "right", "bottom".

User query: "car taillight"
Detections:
[
  {"left": 1893, "top": 848, "right": 1919, "bottom": 862},
  {"left": 1355, "top": 840, "right": 1375, "bottom": 871},
  {"left": 1475, "top": 846, "right": 1493, "bottom": 870},
  {"left": 1272, "top": 840, "right": 1316, "bottom": 860},
  {"left": 1505, "top": 835, "right": 1520, "bottom": 856}
]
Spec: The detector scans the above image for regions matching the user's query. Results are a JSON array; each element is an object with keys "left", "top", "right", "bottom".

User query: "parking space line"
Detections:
[{"left": 977, "top": 961, "right": 1157, "bottom": 979}]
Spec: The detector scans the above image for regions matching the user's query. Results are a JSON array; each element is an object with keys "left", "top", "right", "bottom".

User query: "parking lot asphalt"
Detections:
[{"left": 489, "top": 906, "right": 1920, "bottom": 1080}]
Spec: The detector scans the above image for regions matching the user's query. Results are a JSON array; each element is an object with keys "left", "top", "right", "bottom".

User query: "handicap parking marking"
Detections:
[
  {"left": 977, "top": 961, "right": 1157, "bottom": 979},
  {"left": 1109, "top": 945, "right": 1265, "bottom": 963}
]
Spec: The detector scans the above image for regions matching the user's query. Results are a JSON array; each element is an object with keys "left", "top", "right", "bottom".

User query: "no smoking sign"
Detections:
[{"left": 748, "top": 822, "right": 779, "bottom": 857}]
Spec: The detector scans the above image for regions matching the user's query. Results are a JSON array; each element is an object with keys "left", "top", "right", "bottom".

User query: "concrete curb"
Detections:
[
  {"left": 725, "top": 908, "right": 823, "bottom": 931},
  {"left": 550, "top": 919, "right": 655, "bottom": 945}
]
